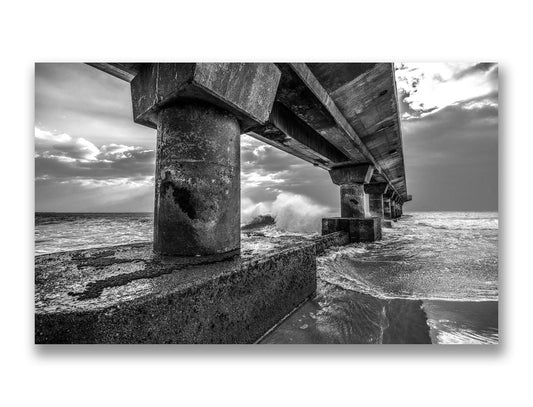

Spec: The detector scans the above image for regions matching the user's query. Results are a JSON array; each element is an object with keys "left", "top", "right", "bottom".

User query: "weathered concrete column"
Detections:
[
  {"left": 130, "top": 63, "right": 281, "bottom": 257},
  {"left": 340, "top": 184, "right": 367, "bottom": 217},
  {"left": 329, "top": 164, "right": 374, "bottom": 218},
  {"left": 364, "top": 183, "right": 388, "bottom": 218},
  {"left": 383, "top": 197, "right": 392, "bottom": 220},
  {"left": 322, "top": 164, "right": 381, "bottom": 242},
  {"left": 154, "top": 103, "right": 240, "bottom": 256},
  {"left": 391, "top": 201, "right": 396, "bottom": 218}
]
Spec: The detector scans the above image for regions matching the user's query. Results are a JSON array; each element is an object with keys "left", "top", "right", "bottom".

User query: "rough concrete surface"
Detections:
[
  {"left": 35, "top": 233, "right": 349, "bottom": 344},
  {"left": 154, "top": 104, "right": 240, "bottom": 256},
  {"left": 131, "top": 63, "right": 281, "bottom": 130}
]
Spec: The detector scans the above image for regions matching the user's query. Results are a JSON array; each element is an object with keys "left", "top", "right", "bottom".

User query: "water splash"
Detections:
[{"left": 242, "top": 192, "right": 335, "bottom": 234}]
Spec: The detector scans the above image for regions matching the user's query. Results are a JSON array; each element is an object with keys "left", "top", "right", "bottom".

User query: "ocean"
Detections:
[{"left": 34, "top": 211, "right": 498, "bottom": 344}]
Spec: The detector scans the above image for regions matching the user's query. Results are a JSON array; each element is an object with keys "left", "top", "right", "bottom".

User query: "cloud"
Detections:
[
  {"left": 35, "top": 177, "right": 154, "bottom": 212},
  {"left": 35, "top": 126, "right": 156, "bottom": 211},
  {"left": 395, "top": 63, "right": 498, "bottom": 119},
  {"left": 393, "top": 63, "right": 498, "bottom": 211},
  {"left": 35, "top": 127, "right": 155, "bottom": 181},
  {"left": 35, "top": 63, "right": 156, "bottom": 150},
  {"left": 240, "top": 134, "right": 340, "bottom": 213}
]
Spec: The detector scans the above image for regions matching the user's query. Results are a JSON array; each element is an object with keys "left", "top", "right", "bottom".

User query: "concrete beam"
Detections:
[
  {"left": 312, "top": 63, "right": 409, "bottom": 201},
  {"left": 247, "top": 101, "right": 348, "bottom": 168},
  {"left": 286, "top": 63, "right": 402, "bottom": 199},
  {"left": 364, "top": 182, "right": 388, "bottom": 195},
  {"left": 131, "top": 63, "right": 281, "bottom": 130},
  {"left": 329, "top": 163, "right": 374, "bottom": 185},
  {"left": 86, "top": 63, "right": 140, "bottom": 82}
]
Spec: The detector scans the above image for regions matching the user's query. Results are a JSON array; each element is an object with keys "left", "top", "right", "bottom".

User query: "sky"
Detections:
[{"left": 35, "top": 63, "right": 498, "bottom": 226}]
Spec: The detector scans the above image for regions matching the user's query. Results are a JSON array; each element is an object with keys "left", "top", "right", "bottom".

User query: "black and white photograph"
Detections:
[
  {"left": 3, "top": 1, "right": 532, "bottom": 406},
  {"left": 34, "top": 62, "right": 498, "bottom": 344}
]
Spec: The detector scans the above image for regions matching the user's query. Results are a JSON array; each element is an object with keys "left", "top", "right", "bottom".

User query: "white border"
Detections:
[{"left": 1, "top": 1, "right": 529, "bottom": 406}]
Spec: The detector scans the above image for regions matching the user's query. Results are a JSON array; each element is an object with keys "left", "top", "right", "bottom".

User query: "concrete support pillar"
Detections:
[
  {"left": 130, "top": 63, "right": 281, "bottom": 257},
  {"left": 391, "top": 201, "right": 396, "bottom": 218},
  {"left": 322, "top": 164, "right": 381, "bottom": 242},
  {"left": 383, "top": 197, "right": 391, "bottom": 220},
  {"left": 329, "top": 164, "right": 374, "bottom": 218},
  {"left": 340, "top": 184, "right": 368, "bottom": 218},
  {"left": 365, "top": 183, "right": 388, "bottom": 219},
  {"left": 367, "top": 192, "right": 383, "bottom": 218},
  {"left": 154, "top": 103, "right": 241, "bottom": 257}
]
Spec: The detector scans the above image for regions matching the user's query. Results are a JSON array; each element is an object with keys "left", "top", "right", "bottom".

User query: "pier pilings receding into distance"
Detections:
[{"left": 35, "top": 63, "right": 411, "bottom": 344}]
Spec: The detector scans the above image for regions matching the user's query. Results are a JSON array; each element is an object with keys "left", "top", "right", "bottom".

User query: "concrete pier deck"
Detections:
[{"left": 35, "top": 232, "right": 348, "bottom": 344}]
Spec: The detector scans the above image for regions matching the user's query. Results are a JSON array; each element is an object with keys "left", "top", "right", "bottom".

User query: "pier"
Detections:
[{"left": 35, "top": 63, "right": 410, "bottom": 343}]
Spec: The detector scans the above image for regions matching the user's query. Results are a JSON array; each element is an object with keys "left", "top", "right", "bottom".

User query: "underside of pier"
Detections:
[{"left": 36, "top": 63, "right": 411, "bottom": 344}]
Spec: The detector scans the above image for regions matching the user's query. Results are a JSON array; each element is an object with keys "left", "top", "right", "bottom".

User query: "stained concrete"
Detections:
[
  {"left": 35, "top": 233, "right": 350, "bottom": 344},
  {"left": 383, "top": 197, "right": 392, "bottom": 220},
  {"left": 129, "top": 63, "right": 283, "bottom": 258},
  {"left": 329, "top": 164, "right": 375, "bottom": 218},
  {"left": 131, "top": 63, "right": 281, "bottom": 130},
  {"left": 365, "top": 183, "right": 388, "bottom": 219},
  {"left": 329, "top": 163, "right": 374, "bottom": 185},
  {"left": 154, "top": 103, "right": 240, "bottom": 257},
  {"left": 339, "top": 184, "right": 368, "bottom": 218}
]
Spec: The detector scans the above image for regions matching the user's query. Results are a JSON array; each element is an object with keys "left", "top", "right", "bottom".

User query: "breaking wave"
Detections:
[{"left": 242, "top": 192, "right": 335, "bottom": 234}]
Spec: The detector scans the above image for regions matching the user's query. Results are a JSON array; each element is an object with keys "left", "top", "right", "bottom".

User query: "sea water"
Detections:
[
  {"left": 34, "top": 211, "right": 498, "bottom": 344},
  {"left": 35, "top": 212, "right": 154, "bottom": 255}
]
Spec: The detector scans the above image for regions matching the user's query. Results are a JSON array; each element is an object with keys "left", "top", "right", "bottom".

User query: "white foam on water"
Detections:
[{"left": 242, "top": 192, "right": 335, "bottom": 234}]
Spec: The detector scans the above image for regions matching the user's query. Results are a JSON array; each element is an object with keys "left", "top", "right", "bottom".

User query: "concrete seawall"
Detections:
[{"left": 35, "top": 232, "right": 349, "bottom": 344}]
